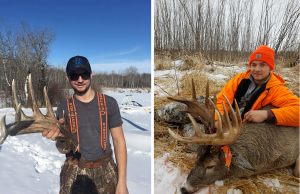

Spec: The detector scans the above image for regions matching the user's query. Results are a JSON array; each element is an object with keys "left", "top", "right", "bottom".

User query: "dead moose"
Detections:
[{"left": 168, "top": 80, "right": 299, "bottom": 194}]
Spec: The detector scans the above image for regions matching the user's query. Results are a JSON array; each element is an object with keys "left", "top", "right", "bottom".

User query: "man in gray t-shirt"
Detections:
[
  {"left": 56, "top": 92, "right": 123, "bottom": 161},
  {"left": 42, "top": 56, "right": 128, "bottom": 194}
]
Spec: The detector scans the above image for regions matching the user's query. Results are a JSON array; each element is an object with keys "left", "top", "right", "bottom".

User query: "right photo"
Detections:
[{"left": 154, "top": 0, "right": 300, "bottom": 193}]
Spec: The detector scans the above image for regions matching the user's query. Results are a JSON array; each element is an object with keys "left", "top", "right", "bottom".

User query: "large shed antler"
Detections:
[
  {"left": 168, "top": 79, "right": 242, "bottom": 145},
  {"left": 0, "top": 74, "right": 78, "bottom": 153}
]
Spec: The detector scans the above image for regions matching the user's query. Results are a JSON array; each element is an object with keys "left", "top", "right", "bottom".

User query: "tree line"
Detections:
[
  {"left": 0, "top": 21, "right": 150, "bottom": 108},
  {"left": 154, "top": 0, "right": 300, "bottom": 64},
  {"left": 93, "top": 66, "right": 151, "bottom": 89}
]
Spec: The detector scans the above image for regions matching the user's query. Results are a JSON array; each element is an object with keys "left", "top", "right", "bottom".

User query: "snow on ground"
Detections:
[
  {"left": 173, "top": 60, "right": 184, "bottom": 67},
  {"left": 0, "top": 90, "right": 151, "bottom": 194},
  {"left": 154, "top": 63, "right": 247, "bottom": 97},
  {"left": 154, "top": 154, "right": 188, "bottom": 194},
  {"left": 155, "top": 154, "right": 219, "bottom": 194}
]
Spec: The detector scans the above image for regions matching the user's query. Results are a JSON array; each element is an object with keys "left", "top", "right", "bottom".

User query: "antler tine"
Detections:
[
  {"left": 12, "top": 79, "right": 29, "bottom": 120},
  {"left": 204, "top": 80, "right": 218, "bottom": 132},
  {"left": 43, "top": 86, "right": 56, "bottom": 119},
  {"left": 205, "top": 81, "right": 209, "bottom": 108},
  {"left": 222, "top": 101, "right": 232, "bottom": 133},
  {"left": 208, "top": 97, "right": 231, "bottom": 131},
  {"left": 191, "top": 78, "right": 197, "bottom": 100},
  {"left": 215, "top": 110, "right": 223, "bottom": 138},
  {"left": 28, "top": 74, "right": 44, "bottom": 118},
  {"left": 197, "top": 115, "right": 209, "bottom": 130},
  {"left": 0, "top": 104, "right": 23, "bottom": 144},
  {"left": 213, "top": 93, "right": 217, "bottom": 106},
  {"left": 0, "top": 114, "right": 8, "bottom": 144},
  {"left": 188, "top": 113, "right": 204, "bottom": 137},
  {"left": 15, "top": 104, "right": 22, "bottom": 122},
  {"left": 234, "top": 99, "right": 242, "bottom": 130},
  {"left": 222, "top": 94, "right": 238, "bottom": 132},
  {"left": 168, "top": 113, "right": 207, "bottom": 144},
  {"left": 208, "top": 98, "right": 224, "bottom": 121},
  {"left": 12, "top": 79, "right": 17, "bottom": 110}
]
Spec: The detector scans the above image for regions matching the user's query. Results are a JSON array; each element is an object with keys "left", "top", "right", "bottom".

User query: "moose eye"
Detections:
[{"left": 206, "top": 165, "right": 214, "bottom": 169}]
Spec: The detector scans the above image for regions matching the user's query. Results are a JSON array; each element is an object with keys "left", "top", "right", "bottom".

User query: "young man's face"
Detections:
[
  {"left": 250, "top": 61, "right": 271, "bottom": 84},
  {"left": 66, "top": 68, "right": 92, "bottom": 94}
]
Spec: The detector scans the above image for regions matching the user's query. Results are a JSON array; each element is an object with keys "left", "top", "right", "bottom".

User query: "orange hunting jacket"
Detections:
[{"left": 216, "top": 69, "right": 300, "bottom": 128}]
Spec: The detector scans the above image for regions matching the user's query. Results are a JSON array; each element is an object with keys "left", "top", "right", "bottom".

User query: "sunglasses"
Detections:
[{"left": 69, "top": 72, "right": 91, "bottom": 81}]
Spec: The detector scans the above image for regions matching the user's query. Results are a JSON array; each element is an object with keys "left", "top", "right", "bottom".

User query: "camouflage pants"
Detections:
[{"left": 59, "top": 156, "right": 118, "bottom": 194}]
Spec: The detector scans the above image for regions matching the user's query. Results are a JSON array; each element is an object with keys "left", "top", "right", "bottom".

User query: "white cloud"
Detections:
[
  {"left": 89, "top": 46, "right": 141, "bottom": 59},
  {"left": 118, "top": 46, "right": 140, "bottom": 55}
]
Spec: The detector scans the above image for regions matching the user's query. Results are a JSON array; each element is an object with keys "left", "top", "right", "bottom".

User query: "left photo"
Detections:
[{"left": 0, "top": 1, "right": 151, "bottom": 194}]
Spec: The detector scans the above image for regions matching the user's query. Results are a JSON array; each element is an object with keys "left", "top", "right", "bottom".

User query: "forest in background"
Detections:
[
  {"left": 155, "top": 0, "right": 299, "bottom": 65},
  {"left": 0, "top": 21, "right": 151, "bottom": 107}
]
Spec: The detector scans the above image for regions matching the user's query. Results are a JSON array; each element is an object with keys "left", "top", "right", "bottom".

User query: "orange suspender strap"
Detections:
[
  {"left": 67, "top": 96, "right": 80, "bottom": 152},
  {"left": 66, "top": 93, "right": 107, "bottom": 152},
  {"left": 59, "top": 185, "right": 64, "bottom": 193},
  {"left": 97, "top": 92, "right": 108, "bottom": 150},
  {"left": 221, "top": 145, "right": 232, "bottom": 171}
]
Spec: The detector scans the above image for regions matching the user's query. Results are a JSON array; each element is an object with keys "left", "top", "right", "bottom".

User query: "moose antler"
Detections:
[
  {"left": 168, "top": 79, "right": 242, "bottom": 145},
  {"left": 0, "top": 74, "right": 78, "bottom": 153}
]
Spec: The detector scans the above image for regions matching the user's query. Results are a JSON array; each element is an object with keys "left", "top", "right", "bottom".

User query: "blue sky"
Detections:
[{"left": 0, "top": 0, "right": 151, "bottom": 73}]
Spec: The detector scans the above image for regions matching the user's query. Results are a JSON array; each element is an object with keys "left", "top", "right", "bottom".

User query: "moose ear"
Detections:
[{"left": 230, "top": 147, "right": 257, "bottom": 172}]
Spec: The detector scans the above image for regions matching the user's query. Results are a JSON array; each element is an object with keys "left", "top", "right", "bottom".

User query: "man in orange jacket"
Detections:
[{"left": 216, "top": 45, "right": 299, "bottom": 128}]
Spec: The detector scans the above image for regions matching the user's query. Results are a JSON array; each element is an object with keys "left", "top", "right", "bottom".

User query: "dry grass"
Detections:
[
  {"left": 179, "top": 71, "right": 224, "bottom": 98},
  {"left": 155, "top": 55, "right": 173, "bottom": 70},
  {"left": 273, "top": 60, "right": 300, "bottom": 95},
  {"left": 215, "top": 169, "right": 300, "bottom": 194},
  {"left": 154, "top": 78, "right": 179, "bottom": 97},
  {"left": 154, "top": 54, "right": 300, "bottom": 193},
  {"left": 181, "top": 56, "right": 197, "bottom": 70}
]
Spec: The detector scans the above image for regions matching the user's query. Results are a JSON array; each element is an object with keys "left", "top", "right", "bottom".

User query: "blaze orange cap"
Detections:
[{"left": 249, "top": 45, "right": 275, "bottom": 70}]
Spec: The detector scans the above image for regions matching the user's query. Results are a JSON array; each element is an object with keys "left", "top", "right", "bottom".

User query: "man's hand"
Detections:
[
  {"left": 244, "top": 110, "right": 268, "bottom": 123},
  {"left": 42, "top": 118, "right": 64, "bottom": 141},
  {"left": 115, "top": 182, "right": 129, "bottom": 194}
]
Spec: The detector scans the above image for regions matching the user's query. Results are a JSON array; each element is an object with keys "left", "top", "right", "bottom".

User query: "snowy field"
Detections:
[
  {"left": 154, "top": 62, "right": 247, "bottom": 98},
  {"left": 0, "top": 90, "right": 151, "bottom": 194}
]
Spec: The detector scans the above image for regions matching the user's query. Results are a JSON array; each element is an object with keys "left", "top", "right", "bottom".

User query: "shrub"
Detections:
[{"left": 47, "top": 84, "right": 68, "bottom": 106}]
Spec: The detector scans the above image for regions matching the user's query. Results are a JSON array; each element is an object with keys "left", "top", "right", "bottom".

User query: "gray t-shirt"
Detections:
[{"left": 56, "top": 92, "right": 123, "bottom": 161}]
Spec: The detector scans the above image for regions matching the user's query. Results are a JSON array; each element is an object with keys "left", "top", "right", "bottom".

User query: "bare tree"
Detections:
[{"left": 154, "top": 0, "right": 300, "bottom": 63}]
